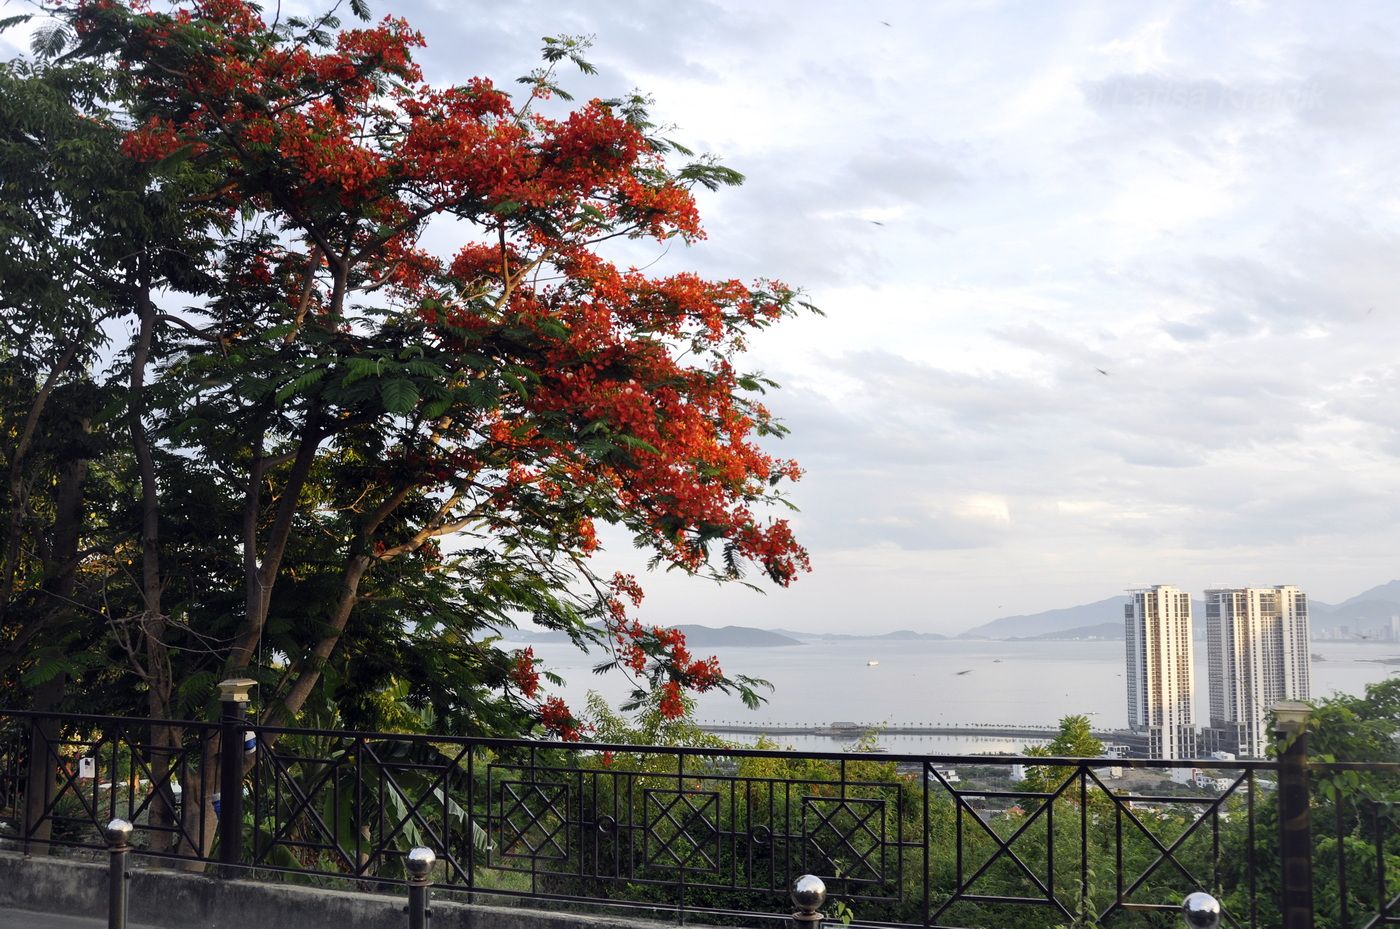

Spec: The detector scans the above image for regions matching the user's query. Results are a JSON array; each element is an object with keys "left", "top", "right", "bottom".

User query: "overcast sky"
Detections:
[{"left": 9, "top": 0, "right": 1400, "bottom": 633}]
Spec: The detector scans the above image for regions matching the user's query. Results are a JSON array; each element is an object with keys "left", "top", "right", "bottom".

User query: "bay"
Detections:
[{"left": 505, "top": 637, "right": 1396, "bottom": 754}]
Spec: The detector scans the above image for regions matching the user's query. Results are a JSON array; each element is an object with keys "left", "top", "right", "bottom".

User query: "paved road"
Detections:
[{"left": 0, "top": 907, "right": 165, "bottom": 928}]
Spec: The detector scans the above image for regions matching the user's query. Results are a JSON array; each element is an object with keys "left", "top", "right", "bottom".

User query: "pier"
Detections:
[{"left": 697, "top": 720, "right": 1145, "bottom": 746}]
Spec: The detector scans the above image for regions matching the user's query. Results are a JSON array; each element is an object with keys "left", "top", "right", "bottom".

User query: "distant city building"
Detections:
[
  {"left": 1124, "top": 585, "right": 1197, "bottom": 760},
  {"left": 1201, "top": 586, "right": 1311, "bottom": 758}
]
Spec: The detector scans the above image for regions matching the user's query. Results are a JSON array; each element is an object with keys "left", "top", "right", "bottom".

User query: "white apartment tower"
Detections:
[
  {"left": 1125, "top": 585, "right": 1197, "bottom": 760},
  {"left": 1203, "top": 586, "right": 1311, "bottom": 758}
]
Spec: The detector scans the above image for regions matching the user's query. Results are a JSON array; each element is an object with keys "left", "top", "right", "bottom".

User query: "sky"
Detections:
[{"left": 8, "top": 0, "right": 1400, "bottom": 633}]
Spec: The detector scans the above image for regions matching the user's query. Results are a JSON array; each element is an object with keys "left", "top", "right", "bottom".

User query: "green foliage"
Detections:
[
  {"left": 1, "top": 0, "right": 811, "bottom": 746},
  {"left": 1020, "top": 714, "right": 1105, "bottom": 794}
]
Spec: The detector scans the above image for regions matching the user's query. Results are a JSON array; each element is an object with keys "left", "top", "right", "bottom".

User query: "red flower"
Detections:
[
  {"left": 510, "top": 647, "right": 539, "bottom": 699},
  {"left": 539, "top": 697, "right": 582, "bottom": 741},
  {"left": 659, "top": 681, "right": 685, "bottom": 720}
]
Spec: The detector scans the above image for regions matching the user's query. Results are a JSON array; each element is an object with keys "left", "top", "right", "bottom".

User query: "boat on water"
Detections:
[{"left": 866, "top": 660, "right": 879, "bottom": 667}]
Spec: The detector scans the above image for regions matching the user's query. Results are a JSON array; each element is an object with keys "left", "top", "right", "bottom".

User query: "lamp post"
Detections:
[{"left": 217, "top": 678, "right": 256, "bottom": 877}]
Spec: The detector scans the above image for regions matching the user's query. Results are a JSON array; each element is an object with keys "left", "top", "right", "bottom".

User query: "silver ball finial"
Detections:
[
  {"left": 790, "top": 874, "right": 827, "bottom": 916},
  {"left": 104, "top": 818, "right": 134, "bottom": 846},
  {"left": 1182, "top": 891, "right": 1222, "bottom": 929},
  {"left": 405, "top": 846, "right": 436, "bottom": 879}
]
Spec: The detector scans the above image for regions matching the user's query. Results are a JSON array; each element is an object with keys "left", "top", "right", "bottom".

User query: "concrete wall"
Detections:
[{"left": 0, "top": 853, "right": 722, "bottom": 929}]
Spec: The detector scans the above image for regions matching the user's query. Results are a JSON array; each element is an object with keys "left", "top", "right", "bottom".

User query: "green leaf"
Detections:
[
  {"left": 341, "top": 356, "right": 383, "bottom": 385},
  {"left": 616, "top": 434, "right": 659, "bottom": 455},
  {"left": 151, "top": 143, "right": 200, "bottom": 174},
  {"left": 380, "top": 378, "right": 419, "bottom": 413},
  {"left": 501, "top": 372, "right": 529, "bottom": 399},
  {"left": 536, "top": 318, "right": 568, "bottom": 339},
  {"left": 275, "top": 367, "right": 326, "bottom": 403},
  {"left": 30, "top": 23, "right": 73, "bottom": 58}
]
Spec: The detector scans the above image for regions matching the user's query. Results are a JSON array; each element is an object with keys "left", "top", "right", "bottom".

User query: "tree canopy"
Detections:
[{"left": 0, "top": 0, "right": 811, "bottom": 739}]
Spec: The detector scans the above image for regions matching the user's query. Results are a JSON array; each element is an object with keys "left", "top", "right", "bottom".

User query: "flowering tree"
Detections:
[{"left": 1, "top": 0, "right": 810, "bottom": 744}]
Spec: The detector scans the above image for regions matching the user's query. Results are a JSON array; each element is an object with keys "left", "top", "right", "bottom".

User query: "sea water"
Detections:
[{"left": 503, "top": 637, "right": 1396, "bottom": 753}]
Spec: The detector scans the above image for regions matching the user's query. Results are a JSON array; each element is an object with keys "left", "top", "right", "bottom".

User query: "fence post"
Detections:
[
  {"left": 104, "top": 818, "right": 133, "bottom": 929},
  {"left": 406, "top": 846, "right": 435, "bottom": 929},
  {"left": 23, "top": 712, "right": 60, "bottom": 855},
  {"left": 790, "top": 874, "right": 826, "bottom": 929},
  {"left": 1273, "top": 700, "right": 1313, "bottom": 929},
  {"left": 217, "top": 678, "right": 255, "bottom": 878}
]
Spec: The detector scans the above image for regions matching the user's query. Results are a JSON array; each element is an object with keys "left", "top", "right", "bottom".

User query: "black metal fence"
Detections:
[{"left": 0, "top": 706, "right": 1395, "bottom": 929}]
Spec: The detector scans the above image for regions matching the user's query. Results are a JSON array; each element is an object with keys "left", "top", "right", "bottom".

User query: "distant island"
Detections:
[
  {"left": 1011, "top": 622, "right": 1123, "bottom": 642},
  {"left": 502, "top": 624, "right": 950, "bottom": 647},
  {"left": 505, "top": 623, "right": 803, "bottom": 648},
  {"left": 770, "top": 628, "right": 946, "bottom": 642},
  {"left": 670, "top": 625, "right": 803, "bottom": 647},
  {"left": 501, "top": 580, "right": 1400, "bottom": 647}
]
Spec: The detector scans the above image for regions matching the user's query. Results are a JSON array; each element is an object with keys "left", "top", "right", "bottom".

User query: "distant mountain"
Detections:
[
  {"left": 960, "top": 596, "right": 1128, "bottom": 639},
  {"left": 771, "top": 628, "right": 946, "bottom": 642},
  {"left": 505, "top": 623, "right": 802, "bottom": 647},
  {"left": 1335, "top": 580, "right": 1400, "bottom": 608},
  {"left": 1310, "top": 599, "right": 1400, "bottom": 633},
  {"left": 670, "top": 625, "right": 803, "bottom": 647},
  {"left": 1014, "top": 622, "right": 1124, "bottom": 642},
  {"left": 959, "top": 580, "right": 1400, "bottom": 641}
]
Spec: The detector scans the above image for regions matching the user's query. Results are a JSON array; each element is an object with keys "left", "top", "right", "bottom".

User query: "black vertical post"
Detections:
[
  {"left": 1274, "top": 701, "right": 1313, "bottom": 929},
  {"left": 217, "top": 678, "right": 254, "bottom": 878},
  {"left": 104, "top": 818, "right": 132, "bottom": 929},
  {"left": 406, "top": 847, "right": 435, "bottom": 929}
]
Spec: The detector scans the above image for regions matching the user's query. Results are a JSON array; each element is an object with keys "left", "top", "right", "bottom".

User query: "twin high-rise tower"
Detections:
[
  {"left": 1203, "top": 586, "right": 1311, "bottom": 757},
  {"left": 1124, "top": 586, "right": 1197, "bottom": 759},
  {"left": 1124, "top": 584, "right": 1311, "bottom": 759}
]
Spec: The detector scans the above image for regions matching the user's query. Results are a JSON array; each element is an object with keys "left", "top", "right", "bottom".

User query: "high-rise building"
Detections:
[
  {"left": 1124, "top": 585, "right": 1197, "bottom": 760},
  {"left": 1202, "top": 586, "right": 1311, "bottom": 758}
]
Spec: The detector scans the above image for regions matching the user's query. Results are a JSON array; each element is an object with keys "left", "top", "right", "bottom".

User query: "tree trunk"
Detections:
[
  {"left": 228, "top": 408, "right": 323, "bottom": 675},
  {"left": 265, "top": 554, "right": 373, "bottom": 730},
  {"left": 175, "top": 735, "right": 220, "bottom": 868},
  {"left": 130, "top": 282, "right": 172, "bottom": 724},
  {"left": 0, "top": 340, "right": 81, "bottom": 625},
  {"left": 17, "top": 418, "right": 90, "bottom": 855},
  {"left": 22, "top": 672, "right": 67, "bottom": 856}
]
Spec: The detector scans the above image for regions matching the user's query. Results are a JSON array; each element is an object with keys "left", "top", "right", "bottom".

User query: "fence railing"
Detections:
[{"left": 0, "top": 704, "right": 1395, "bottom": 929}]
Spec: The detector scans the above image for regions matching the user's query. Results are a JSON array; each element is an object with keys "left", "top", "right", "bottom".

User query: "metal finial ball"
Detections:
[
  {"left": 790, "top": 874, "right": 827, "bottom": 915},
  {"left": 104, "top": 818, "right": 134, "bottom": 845},
  {"left": 1182, "top": 891, "right": 1222, "bottom": 929},
  {"left": 405, "top": 846, "right": 436, "bottom": 878}
]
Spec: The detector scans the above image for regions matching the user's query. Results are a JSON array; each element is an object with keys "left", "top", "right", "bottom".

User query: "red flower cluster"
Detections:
[
  {"left": 599, "top": 574, "right": 726, "bottom": 719},
  {"left": 659, "top": 681, "right": 685, "bottom": 720},
  {"left": 510, "top": 647, "right": 539, "bottom": 699},
  {"left": 61, "top": 0, "right": 812, "bottom": 739},
  {"left": 120, "top": 117, "right": 187, "bottom": 162},
  {"left": 538, "top": 696, "right": 582, "bottom": 742}
]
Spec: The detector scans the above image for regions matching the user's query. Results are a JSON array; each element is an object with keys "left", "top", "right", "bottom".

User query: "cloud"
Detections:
[{"left": 13, "top": 0, "right": 1396, "bottom": 630}]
